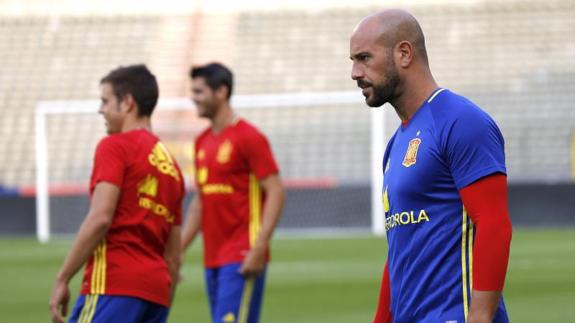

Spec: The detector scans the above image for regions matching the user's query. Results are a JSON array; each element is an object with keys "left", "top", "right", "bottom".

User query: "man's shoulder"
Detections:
[
  {"left": 98, "top": 130, "right": 148, "bottom": 146},
  {"left": 427, "top": 89, "right": 494, "bottom": 129},
  {"left": 96, "top": 133, "right": 127, "bottom": 155},
  {"left": 233, "top": 118, "right": 268, "bottom": 141},
  {"left": 96, "top": 130, "right": 159, "bottom": 161}
]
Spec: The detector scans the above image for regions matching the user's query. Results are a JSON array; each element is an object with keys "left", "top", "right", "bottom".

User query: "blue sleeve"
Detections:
[{"left": 442, "top": 106, "right": 506, "bottom": 189}]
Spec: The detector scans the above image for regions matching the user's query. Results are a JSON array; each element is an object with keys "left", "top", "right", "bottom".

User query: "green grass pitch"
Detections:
[{"left": 1, "top": 229, "right": 574, "bottom": 322}]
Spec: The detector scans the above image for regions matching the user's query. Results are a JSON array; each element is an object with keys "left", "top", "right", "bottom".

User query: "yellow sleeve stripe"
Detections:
[
  {"left": 89, "top": 240, "right": 107, "bottom": 295},
  {"left": 461, "top": 209, "right": 469, "bottom": 321},
  {"left": 469, "top": 223, "right": 474, "bottom": 292},
  {"left": 248, "top": 174, "right": 262, "bottom": 247},
  {"left": 461, "top": 209, "right": 475, "bottom": 322}
]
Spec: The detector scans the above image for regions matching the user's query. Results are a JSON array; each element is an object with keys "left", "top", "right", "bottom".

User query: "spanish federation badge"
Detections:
[{"left": 402, "top": 138, "right": 421, "bottom": 167}]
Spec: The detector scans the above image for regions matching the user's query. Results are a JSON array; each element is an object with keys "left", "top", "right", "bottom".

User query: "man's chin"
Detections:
[
  {"left": 366, "top": 96, "right": 386, "bottom": 108},
  {"left": 196, "top": 108, "right": 209, "bottom": 118},
  {"left": 106, "top": 126, "right": 120, "bottom": 135}
]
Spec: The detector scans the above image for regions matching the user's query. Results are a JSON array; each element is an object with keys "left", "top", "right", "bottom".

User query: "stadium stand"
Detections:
[{"left": 0, "top": 0, "right": 574, "bottom": 190}]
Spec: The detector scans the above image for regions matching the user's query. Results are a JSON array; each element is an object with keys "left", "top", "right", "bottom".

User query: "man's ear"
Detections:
[
  {"left": 396, "top": 40, "right": 414, "bottom": 68},
  {"left": 120, "top": 94, "right": 137, "bottom": 114},
  {"left": 215, "top": 86, "right": 229, "bottom": 102}
]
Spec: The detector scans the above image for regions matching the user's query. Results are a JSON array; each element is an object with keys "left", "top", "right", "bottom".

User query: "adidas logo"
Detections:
[{"left": 223, "top": 312, "right": 236, "bottom": 323}]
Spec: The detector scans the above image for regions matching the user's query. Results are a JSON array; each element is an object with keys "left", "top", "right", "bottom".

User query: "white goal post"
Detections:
[{"left": 35, "top": 91, "right": 386, "bottom": 243}]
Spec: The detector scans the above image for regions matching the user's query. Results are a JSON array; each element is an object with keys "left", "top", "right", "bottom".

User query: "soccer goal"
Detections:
[{"left": 34, "top": 91, "right": 386, "bottom": 243}]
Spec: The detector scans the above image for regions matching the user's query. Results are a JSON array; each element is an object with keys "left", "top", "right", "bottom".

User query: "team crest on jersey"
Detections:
[
  {"left": 196, "top": 167, "right": 208, "bottom": 185},
  {"left": 217, "top": 140, "right": 233, "bottom": 164},
  {"left": 402, "top": 138, "right": 421, "bottom": 167},
  {"left": 197, "top": 149, "right": 206, "bottom": 161}
]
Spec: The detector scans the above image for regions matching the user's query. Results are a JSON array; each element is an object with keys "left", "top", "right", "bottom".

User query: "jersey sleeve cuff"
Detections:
[
  {"left": 455, "top": 165, "right": 506, "bottom": 190},
  {"left": 91, "top": 178, "right": 123, "bottom": 192}
]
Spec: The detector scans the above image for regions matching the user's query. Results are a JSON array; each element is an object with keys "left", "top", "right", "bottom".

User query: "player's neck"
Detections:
[
  {"left": 122, "top": 117, "right": 152, "bottom": 133},
  {"left": 392, "top": 73, "right": 438, "bottom": 123},
  {"left": 211, "top": 104, "right": 236, "bottom": 134}
]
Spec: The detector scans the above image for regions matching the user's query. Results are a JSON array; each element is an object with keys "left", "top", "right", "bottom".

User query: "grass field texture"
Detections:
[{"left": 1, "top": 229, "right": 574, "bottom": 322}]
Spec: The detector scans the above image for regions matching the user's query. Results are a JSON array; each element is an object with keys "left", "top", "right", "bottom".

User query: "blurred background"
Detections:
[{"left": 0, "top": 0, "right": 574, "bottom": 322}]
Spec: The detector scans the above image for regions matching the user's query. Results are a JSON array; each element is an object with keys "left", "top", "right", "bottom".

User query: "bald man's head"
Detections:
[
  {"left": 353, "top": 9, "right": 428, "bottom": 65},
  {"left": 350, "top": 9, "right": 429, "bottom": 107}
]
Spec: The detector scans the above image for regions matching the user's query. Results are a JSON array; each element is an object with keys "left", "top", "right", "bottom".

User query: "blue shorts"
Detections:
[
  {"left": 68, "top": 294, "right": 168, "bottom": 323},
  {"left": 205, "top": 263, "right": 267, "bottom": 323}
]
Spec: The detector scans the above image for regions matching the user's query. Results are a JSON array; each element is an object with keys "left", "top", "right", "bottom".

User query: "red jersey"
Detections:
[
  {"left": 80, "top": 129, "right": 184, "bottom": 307},
  {"left": 194, "top": 119, "right": 279, "bottom": 268}
]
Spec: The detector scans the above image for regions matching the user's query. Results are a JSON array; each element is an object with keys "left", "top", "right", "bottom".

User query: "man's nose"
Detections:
[{"left": 351, "top": 63, "right": 364, "bottom": 81}]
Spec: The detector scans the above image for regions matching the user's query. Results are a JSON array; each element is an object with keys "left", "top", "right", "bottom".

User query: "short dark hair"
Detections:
[
  {"left": 100, "top": 64, "right": 159, "bottom": 117},
  {"left": 190, "top": 63, "right": 234, "bottom": 99}
]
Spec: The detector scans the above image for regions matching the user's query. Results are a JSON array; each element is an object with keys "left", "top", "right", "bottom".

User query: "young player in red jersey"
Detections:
[
  {"left": 180, "top": 63, "right": 285, "bottom": 323},
  {"left": 49, "top": 65, "right": 185, "bottom": 323}
]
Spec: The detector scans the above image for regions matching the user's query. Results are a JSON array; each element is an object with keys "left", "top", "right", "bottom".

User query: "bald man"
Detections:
[{"left": 350, "top": 10, "right": 512, "bottom": 323}]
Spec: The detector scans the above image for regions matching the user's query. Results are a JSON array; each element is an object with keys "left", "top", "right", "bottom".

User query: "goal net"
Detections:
[{"left": 35, "top": 92, "right": 386, "bottom": 242}]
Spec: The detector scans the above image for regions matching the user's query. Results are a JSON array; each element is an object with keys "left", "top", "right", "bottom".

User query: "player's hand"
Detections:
[
  {"left": 49, "top": 279, "right": 70, "bottom": 323},
  {"left": 239, "top": 245, "right": 267, "bottom": 277}
]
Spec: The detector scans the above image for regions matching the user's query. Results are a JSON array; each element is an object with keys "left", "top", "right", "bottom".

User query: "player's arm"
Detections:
[
  {"left": 49, "top": 182, "right": 120, "bottom": 323},
  {"left": 180, "top": 193, "right": 201, "bottom": 253},
  {"left": 373, "top": 261, "right": 393, "bottom": 323},
  {"left": 239, "top": 174, "right": 285, "bottom": 276},
  {"left": 164, "top": 224, "right": 181, "bottom": 305},
  {"left": 460, "top": 173, "right": 512, "bottom": 323}
]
